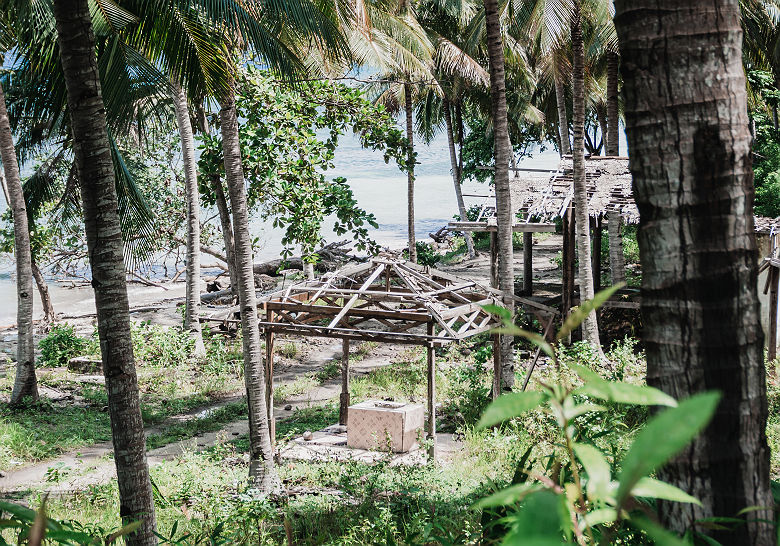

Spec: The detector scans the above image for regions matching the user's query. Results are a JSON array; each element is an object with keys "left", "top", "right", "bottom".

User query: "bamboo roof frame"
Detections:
[{"left": 257, "top": 257, "right": 507, "bottom": 347}]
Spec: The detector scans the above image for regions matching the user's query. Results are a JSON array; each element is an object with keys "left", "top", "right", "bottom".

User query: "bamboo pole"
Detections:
[{"left": 426, "top": 322, "right": 436, "bottom": 460}]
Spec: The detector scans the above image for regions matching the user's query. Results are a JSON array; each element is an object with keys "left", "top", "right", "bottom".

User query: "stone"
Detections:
[
  {"left": 347, "top": 400, "right": 424, "bottom": 453},
  {"left": 303, "top": 431, "right": 313, "bottom": 441},
  {"left": 68, "top": 356, "right": 103, "bottom": 374},
  {"left": 284, "top": 404, "right": 292, "bottom": 411}
]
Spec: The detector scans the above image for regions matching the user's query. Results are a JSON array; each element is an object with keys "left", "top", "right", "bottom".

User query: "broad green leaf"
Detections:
[
  {"left": 584, "top": 508, "right": 617, "bottom": 526},
  {"left": 483, "top": 304, "right": 512, "bottom": 321},
  {"left": 630, "top": 515, "right": 690, "bottom": 546},
  {"left": 573, "top": 443, "right": 611, "bottom": 501},
  {"left": 478, "top": 392, "right": 548, "bottom": 429},
  {"left": 500, "top": 491, "right": 566, "bottom": 545},
  {"left": 0, "top": 501, "right": 36, "bottom": 523},
  {"left": 473, "top": 483, "right": 542, "bottom": 509},
  {"left": 557, "top": 283, "right": 624, "bottom": 341},
  {"left": 617, "top": 392, "right": 720, "bottom": 505},
  {"left": 570, "top": 363, "right": 677, "bottom": 407},
  {"left": 631, "top": 477, "right": 702, "bottom": 505}
]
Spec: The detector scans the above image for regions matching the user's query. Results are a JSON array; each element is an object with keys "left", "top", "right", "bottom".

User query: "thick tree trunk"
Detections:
[
  {"left": 607, "top": 211, "right": 625, "bottom": 285},
  {"left": 571, "top": 1, "right": 602, "bottom": 352},
  {"left": 554, "top": 66, "right": 571, "bottom": 156},
  {"left": 31, "top": 260, "right": 54, "bottom": 324},
  {"left": 219, "top": 94, "right": 278, "bottom": 492},
  {"left": 0, "top": 80, "right": 37, "bottom": 403},
  {"left": 404, "top": 83, "right": 417, "bottom": 263},
  {"left": 443, "top": 98, "right": 476, "bottom": 259},
  {"left": 606, "top": 51, "right": 620, "bottom": 156},
  {"left": 52, "top": 1, "right": 156, "bottom": 543},
  {"left": 483, "top": 0, "right": 515, "bottom": 388},
  {"left": 614, "top": 1, "right": 774, "bottom": 542},
  {"left": 172, "top": 80, "right": 205, "bottom": 357},
  {"left": 595, "top": 103, "right": 607, "bottom": 155}
]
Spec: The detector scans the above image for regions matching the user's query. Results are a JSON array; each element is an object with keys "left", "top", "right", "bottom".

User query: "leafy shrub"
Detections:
[
  {"left": 38, "top": 324, "right": 87, "bottom": 367},
  {"left": 130, "top": 321, "right": 195, "bottom": 367},
  {"left": 403, "top": 241, "right": 441, "bottom": 267}
]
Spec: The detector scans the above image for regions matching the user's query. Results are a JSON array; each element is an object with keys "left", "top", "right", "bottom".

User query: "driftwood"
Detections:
[
  {"left": 253, "top": 241, "right": 361, "bottom": 276},
  {"left": 429, "top": 226, "right": 451, "bottom": 243}
]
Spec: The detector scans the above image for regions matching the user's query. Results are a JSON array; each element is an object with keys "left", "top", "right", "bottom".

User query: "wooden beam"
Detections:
[
  {"left": 492, "top": 334, "right": 501, "bottom": 400},
  {"left": 448, "top": 221, "right": 556, "bottom": 233},
  {"left": 327, "top": 263, "right": 386, "bottom": 328},
  {"left": 523, "top": 232, "right": 533, "bottom": 296},
  {"left": 770, "top": 266, "right": 778, "bottom": 364},
  {"left": 340, "top": 338, "right": 350, "bottom": 425},
  {"left": 426, "top": 323, "right": 436, "bottom": 461},
  {"left": 490, "top": 232, "right": 499, "bottom": 289},
  {"left": 267, "top": 301, "right": 431, "bottom": 322}
]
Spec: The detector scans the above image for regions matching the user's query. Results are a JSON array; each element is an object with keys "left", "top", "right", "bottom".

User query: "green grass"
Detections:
[{"left": 146, "top": 400, "right": 249, "bottom": 450}]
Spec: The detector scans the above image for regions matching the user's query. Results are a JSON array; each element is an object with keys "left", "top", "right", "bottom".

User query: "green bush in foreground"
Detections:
[{"left": 38, "top": 324, "right": 88, "bottom": 367}]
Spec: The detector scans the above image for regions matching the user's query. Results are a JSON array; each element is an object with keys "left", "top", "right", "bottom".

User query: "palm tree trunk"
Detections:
[
  {"left": 31, "top": 259, "right": 54, "bottom": 324},
  {"left": 571, "top": 0, "right": 602, "bottom": 351},
  {"left": 52, "top": 1, "right": 156, "bottom": 543},
  {"left": 212, "top": 175, "right": 239, "bottom": 293},
  {"left": 443, "top": 98, "right": 475, "bottom": 259},
  {"left": 0, "top": 81, "right": 37, "bottom": 404},
  {"left": 606, "top": 51, "right": 620, "bottom": 156},
  {"left": 404, "top": 83, "right": 417, "bottom": 263},
  {"left": 194, "top": 107, "right": 238, "bottom": 295},
  {"left": 554, "top": 63, "right": 571, "bottom": 156},
  {"left": 595, "top": 103, "right": 607, "bottom": 155},
  {"left": 483, "top": 0, "right": 515, "bottom": 388},
  {"left": 219, "top": 92, "right": 278, "bottom": 492},
  {"left": 172, "top": 80, "right": 205, "bottom": 357},
  {"left": 614, "top": 1, "right": 773, "bottom": 542}
]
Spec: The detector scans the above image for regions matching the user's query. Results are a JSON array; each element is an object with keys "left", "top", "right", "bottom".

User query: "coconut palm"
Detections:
[{"left": 614, "top": 0, "right": 773, "bottom": 541}]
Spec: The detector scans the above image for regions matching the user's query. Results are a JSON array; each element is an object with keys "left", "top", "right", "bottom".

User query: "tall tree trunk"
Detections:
[
  {"left": 607, "top": 211, "right": 625, "bottom": 285},
  {"left": 606, "top": 50, "right": 620, "bottom": 156},
  {"left": 614, "top": 1, "right": 773, "bottom": 542},
  {"left": 595, "top": 103, "right": 607, "bottom": 155},
  {"left": 571, "top": 0, "right": 602, "bottom": 351},
  {"left": 172, "top": 80, "right": 206, "bottom": 357},
  {"left": 443, "top": 98, "right": 476, "bottom": 259},
  {"left": 554, "top": 61, "right": 571, "bottom": 156},
  {"left": 219, "top": 92, "right": 278, "bottom": 492},
  {"left": 211, "top": 175, "right": 238, "bottom": 292},
  {"left": 483, "top": 0, "right": 515, "bottom": 388},
  {"left": 404, "top": 83, "right": 417, "bottom": 263},
  {"left": 31, "top": 259, "right": 54, "bottom": 324},
  {"left": 0, "top": 81, "right": 37, "bottom": 403},
  {"left": 194, "top": 107, "right": 238, "bottom": 295},
  {"left": 52, "top": 1, "right": 156, "bottom": 543}
]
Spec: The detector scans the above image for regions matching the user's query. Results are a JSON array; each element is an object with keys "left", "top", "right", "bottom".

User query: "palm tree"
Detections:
[
  {"left": 404, "top": 82, "right": 417, "bottom": 262},
  {"left": 614, "top": 0, "right": 773, "bottom": 542},
  {"left": 0, "top": 78, "right": 37, "bottom": 404},
  {"left": 171, "top": 80, "right": 206, "bottom": 357},
  {"left": 482, "top": 0, "right": 515, "bottom": 388},
  {"left": 570, "top": 0, "right": 602, "bottom": 351},
  {"left": 52, "top": 0, "right": 156, "bottom": 543}
]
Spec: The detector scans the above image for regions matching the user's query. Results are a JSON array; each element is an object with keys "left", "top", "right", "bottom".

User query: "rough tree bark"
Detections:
[
  {"left": 571, "top": 0, "right": 603, "bottom": 351},
  {"left": 607, "top": 213, "right": 625, "bottom": 285},
  {"left": 606, "top": 50, "right": 620, "bottom": 156},
  {"left": 404, "top": 83, "right": 417, "bottom": 263},
  {"left": 31, "top": 260, "right": 54, "bottom": 324},
  {"left": 443, "top": 97, "right": 475, "bottom": 259},
  {"left": 172, "top": 80, "right": 206, "bottom": 357},
  {"left": 483, "top": 0, "right": 515, "bottom": 388},
  {"left": 554, "top": 58, "right": 571, "bottom": 156},
  {"left": 614, "top": 1, "right": 774, "bottom": 542},
  {"left": 53, "top": 1, "right": 157, "bottom": 542},
  {"left": 219, "top": 91, "right": 278, "bottom": 492},
  {"left": 0, "top": 80, "right": 37, "bottom": 403}
]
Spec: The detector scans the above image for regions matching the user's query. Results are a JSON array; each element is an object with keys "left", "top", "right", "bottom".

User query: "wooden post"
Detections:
[
  {"left": 591, "top": 215, "right": 603, "bottom": 293},
  {"left": 562, "top": 204, "right": 576, "bottom": 315},
  {"left": 490, "top": 231, "right": 499, "bottom": 289},
  {"left": 523, "top": 232, "right": 533, "bottom": 295},
  {"left": 339, "top": 338, "right": 350, "bottom": 425},
  {"left": 492, "top": 333, "right": 501, "bottom": 399},
  {"left": 426, "top": 323, "right": 436, "bottom": 460},
  {"left": 769, "top": 266, "right": 778, "bottom": 364},
  {"left": 265, "top": 311, "right": 276, "bottom": 446}
]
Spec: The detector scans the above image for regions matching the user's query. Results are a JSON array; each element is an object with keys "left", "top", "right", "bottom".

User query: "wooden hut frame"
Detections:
[{"left": 257, "top": 257, "right": 508, "bottom": 459}]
